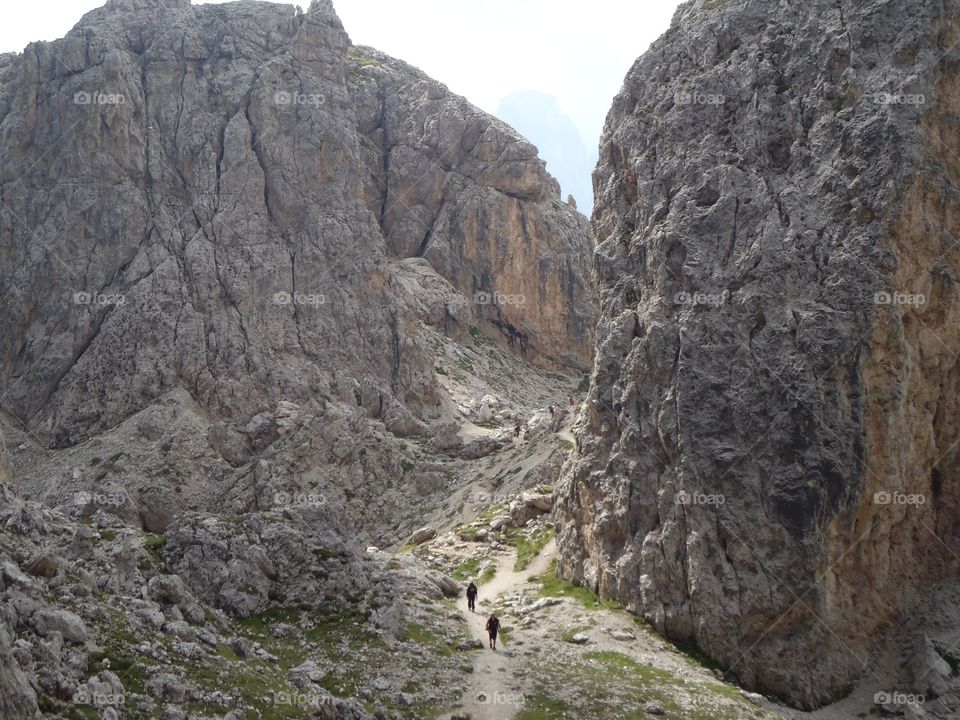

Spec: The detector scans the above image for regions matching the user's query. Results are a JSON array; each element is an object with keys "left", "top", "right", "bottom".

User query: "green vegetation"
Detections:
[
  {"left": 517, "top": 695, "right": 572, "bottom": 720},
  {"left": 456, "top": 526, "right": 479, "bottom": 542},
  {"left": 401, "top": 459, "right": 414, "bottom": 474},
  {"left": 468, "top": 325, "right": 488, "bottom": 345},
  {"left": 507, "top": 525, "right": 555, "bottom": 571},
  {"left": 529, "top": 561, "right": 620, "bottom": 611},
  {"left": 346, "top": 50, "right": 384, "bottom": 66},
  {"left": 515, "top": 648, "right": 766, "bottom": 720},
  {"left": 404, "top": 621, "right": 454, "bottom": 657},
  {"left": 561, "top": 625, "right": 590, "bottom": 643},
  {"left": 453, "top": 556, "right": 496, "bottom": 584},
  {"left": 577, "top": 375, "right": 591, "bottom": 393},
  {"left": 452, "top": 556, "right": 482, "bottom": 580},
  {"left": 143, "top": 533, "right": 166, "bottom": 559}
]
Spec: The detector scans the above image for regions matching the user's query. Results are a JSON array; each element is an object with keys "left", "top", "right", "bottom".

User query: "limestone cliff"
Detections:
[
  {"left": 556, "top": 0, "right": 960, "bottom": 708},
  {"left": 0, "top": 0, "right": 594, "bottom": 450}
]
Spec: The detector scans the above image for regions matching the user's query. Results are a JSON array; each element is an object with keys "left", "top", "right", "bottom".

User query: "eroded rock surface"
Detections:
[
  {"left": 557, "top": 0, "right": 960, "bottom": 708},
  {"left": 0, "top": 0, "right": 594, "bottom": 451}
]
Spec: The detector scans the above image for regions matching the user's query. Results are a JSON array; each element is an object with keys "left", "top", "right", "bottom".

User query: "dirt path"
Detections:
[{"left": 441, "top": 540, "right": 556, "bottom": 720}]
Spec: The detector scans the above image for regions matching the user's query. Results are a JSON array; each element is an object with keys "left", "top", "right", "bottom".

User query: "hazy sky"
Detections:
[{"left": 0, "top": 0, "right": 682, "bottom": 153}]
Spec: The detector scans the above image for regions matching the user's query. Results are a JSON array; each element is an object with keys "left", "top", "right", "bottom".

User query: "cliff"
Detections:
[
  {"left": 556, "top": 0, "right": 960, "bottom": 707},
  {"left": 0, "top": 0, "right": 595, "bottom": 450}
]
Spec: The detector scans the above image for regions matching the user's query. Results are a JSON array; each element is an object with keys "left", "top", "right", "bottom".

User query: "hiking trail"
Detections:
[{"left": 441, "top": 540, "right": 557, "bottom": 720}]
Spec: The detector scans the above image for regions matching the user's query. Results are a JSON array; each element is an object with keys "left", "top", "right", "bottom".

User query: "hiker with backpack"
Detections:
[
  {"left": 486, "top": 613, "right": 501, "bottom": 650},
  {"left": 466, "top": 581, "right": 478, "bottom": 612}
]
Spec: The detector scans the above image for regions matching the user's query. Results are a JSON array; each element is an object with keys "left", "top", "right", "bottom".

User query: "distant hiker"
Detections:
[
  {"left": 569, "top": 396, "right": 575, "bottom": 407},
  {"left": 548, "top": 404, "right": 555, "bottom": 416},
  {"left": 486, "top": 613, "right": 501, "bottom": 650},
  {"left": 466, "top": 582, "right": 478, "bottom": 612},
  {"left": 514, "top": 418, "right": 522, "bottom": 438}
]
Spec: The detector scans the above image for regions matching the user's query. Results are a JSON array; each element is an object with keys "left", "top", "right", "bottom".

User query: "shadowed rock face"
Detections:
[
  {"left": 0, "top": 0, "right": 595, "bottom": 447},
  {"left": 556, "top": 0, "right": 960, "bottom": 708}
]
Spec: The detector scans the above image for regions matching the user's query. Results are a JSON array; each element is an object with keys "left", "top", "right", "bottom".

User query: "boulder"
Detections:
[
  {"left": 407, "top": 527, "right": 437, "bottom": 546},
  {"left": 428, "top": 573, "right": 460, "bottom": 597},
  {"left": 31, "top": 607, "right": 88, "bottom": 644},
  {"left": 509, "top": 492, "right": 553, "bottom": 525}
]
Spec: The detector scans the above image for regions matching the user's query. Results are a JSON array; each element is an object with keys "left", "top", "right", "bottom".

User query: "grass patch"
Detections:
[
  {"left": 517, "top": 695, "right": 572, "bottom": 719},
  {"left": 507, "top": 525, "right": 555, "bottom": 571},
  {"left": 452, "top": 556, "right": 482, "bottom": 581},
  {"left": 561, "top": 626, "right": 590, "bottom": 643},
  {"left": 530, "top": 561, "right": 620, "bottom": 610},
  {"left": 143, "top": 533, "right": 166, "bottom": 561},
  {"left": 405, "top": 621, "right": 454, "bottom": 657},
  {"left": 474, "top": 500, "right": 509, "bottom": 525}
]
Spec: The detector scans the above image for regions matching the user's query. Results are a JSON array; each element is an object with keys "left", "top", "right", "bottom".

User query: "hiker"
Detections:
[
  {"left": 569, "top": 396, "right": 575, "bottom": 407},
  {"left": 548, "top": 404, "right": 555, "bottom": 416},
  {"left": 486, "top": 613, "right": 501, "bottom": 650},
  {"left": 514, "top": 418, "right": 522, "bottom": 438},
  {"left": 466, "top": 581, "right": 478, "bottom": 612}
]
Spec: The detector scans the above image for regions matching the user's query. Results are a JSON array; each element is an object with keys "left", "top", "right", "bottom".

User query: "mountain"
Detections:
[
  {"left": 496, "top": 90, "right": 595, "bottom": 212},
  {"left": 0, "top": 1, "right": 602, "bottom": 717},
  {"left": 0, "top": 0, "right": 596, "bottom": 448},
  {"left": 557, "top": 0, "right": 960, "bottom": 709}
]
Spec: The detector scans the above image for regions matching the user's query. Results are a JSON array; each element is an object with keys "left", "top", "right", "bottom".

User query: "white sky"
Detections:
[{"left": 0, "top": 0, "right": 682, "bottom": 152}]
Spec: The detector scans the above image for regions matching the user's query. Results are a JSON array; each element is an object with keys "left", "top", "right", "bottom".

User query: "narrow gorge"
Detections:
[{"left": 1, "top": 0, "right": 959, "bottom": 718}]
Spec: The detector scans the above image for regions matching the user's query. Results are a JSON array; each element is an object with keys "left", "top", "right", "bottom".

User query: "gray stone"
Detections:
[
  {"left": 0, "top": 623, "right": 38, "bottom": 718},
  {"left": 407, "top": 527, "right": 437, "bottom": 546},
  {"left": 31, "top": 607, "right": 89, "bottom": 644},
  {"left": 912, "top": 636, "right": 952, "bottom": 698},
  {"left": 555, "top": 0, "right": 960, "bottom": 708}
]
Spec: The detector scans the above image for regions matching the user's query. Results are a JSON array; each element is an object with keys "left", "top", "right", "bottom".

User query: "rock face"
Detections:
[
  {"left": 0, "top": 431, "right": 11, "bottom": 486},
  {"left": 557, "top": 0, "right": 960, "bottom": 709},
  {"left": 0, "top": 0, "right": 594, "bottom": 450}
]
